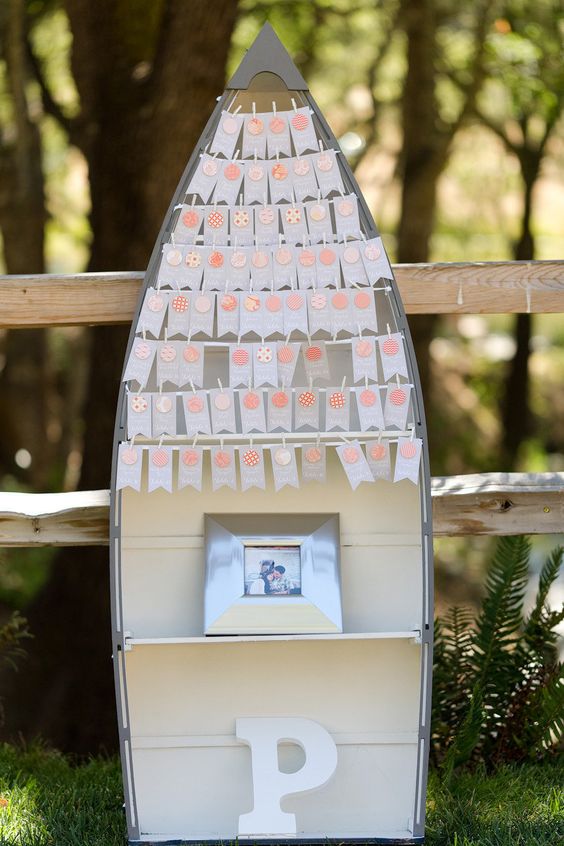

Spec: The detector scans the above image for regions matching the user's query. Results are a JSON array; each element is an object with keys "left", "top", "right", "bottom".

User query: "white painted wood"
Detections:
[
  {"left": 131, "top": 731, "right": 420, "bottom": 749},
  {"left": 126, "top": 631, "right": 420, "bottom": 645}
]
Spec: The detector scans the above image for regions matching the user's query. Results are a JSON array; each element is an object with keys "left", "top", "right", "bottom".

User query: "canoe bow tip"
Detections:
[{"left": 227, "top": 21, "right": 309, "bottom": 91}]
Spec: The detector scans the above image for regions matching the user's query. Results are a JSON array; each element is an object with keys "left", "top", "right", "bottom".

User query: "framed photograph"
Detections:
[{"left": 204, "top": 514, "right": 342, "bottom": 635}]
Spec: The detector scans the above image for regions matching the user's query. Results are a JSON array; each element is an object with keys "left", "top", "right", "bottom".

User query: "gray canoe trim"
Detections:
[
  {"left": 227, "top": 22, "right": 308, "bottom": 91},
  {"left": 110, "top": 25, "right": 433, "bottom": 844}
]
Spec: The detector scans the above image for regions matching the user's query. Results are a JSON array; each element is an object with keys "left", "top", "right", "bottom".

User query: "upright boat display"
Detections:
[{"left": 110, "top": 24, "right": 433, "bottom": 845}]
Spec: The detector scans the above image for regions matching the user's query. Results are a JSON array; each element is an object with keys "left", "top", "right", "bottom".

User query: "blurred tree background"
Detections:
[{"left": 0, "top": 0, "right": 562, "bottom": 753}]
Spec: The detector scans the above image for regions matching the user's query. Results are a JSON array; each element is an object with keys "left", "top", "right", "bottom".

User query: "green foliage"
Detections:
[
  {"left": 432, "top": 536, "right": 564, "bottom": 775},
  {"left": 0, "top": 613, "right": 30, "bottom": 674}
]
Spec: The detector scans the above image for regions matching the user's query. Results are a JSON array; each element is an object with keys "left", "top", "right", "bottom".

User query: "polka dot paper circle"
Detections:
[
  {"left": 233, "top": 210, "right": 249, "bottom": 228},
  {"left": 256, "top": 346, "right": 273, "bottom": 363},
  {"left": 131, "top": 396, "right": 148, "bottom": 413},
  {"left": 182, "top": 209, "right": 199, "bottom": 229},
  {"left": 185, "top": 251, "right": 201, "bottom": 268}
]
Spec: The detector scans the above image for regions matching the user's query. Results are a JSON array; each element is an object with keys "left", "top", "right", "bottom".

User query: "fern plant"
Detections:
[
  {"left": 0, "top": 611, "right": 31, "bottom": 725},
  {"left": 432, "top": 536, "right": 564, "bottom": 775}
]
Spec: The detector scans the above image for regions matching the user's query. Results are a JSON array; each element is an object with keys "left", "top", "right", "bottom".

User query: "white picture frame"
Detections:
[{"left": 204, "top": 513, "right": 342, "bottom": 635}]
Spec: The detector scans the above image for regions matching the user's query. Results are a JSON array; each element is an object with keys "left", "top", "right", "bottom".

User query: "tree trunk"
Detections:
[{"left": 1, "top": 0, "right": 240, "bottom": 754}]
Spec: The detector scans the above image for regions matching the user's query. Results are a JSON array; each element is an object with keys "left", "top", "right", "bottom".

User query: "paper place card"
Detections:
[
  {"left": 267, "top": 388, "right": 293, "bottom": 432},
  {"left": 177, "top": 342, "right": 204, "bottom": 388},
  {"left": 152, "top": 393, "right": 177, "bottom": 437},
  {"left": 185, "top": 153, "right": 220, "bottom": 203},
  {"left": 239, "top": 445, "right": 266, "bottom": 491},
  {"left": 177, "top": 446, "right": 204, "bottom": 491},
  {"left": 254, "top": 204, "right": 280, "bottom": 245},
  {"left": 147, "top": 446, "right": 174, "bottom": 493},
  {"left": 325, "top": 388, "right": 351, "bottom": 431},
  {"left": 334, "top": 194, "right": 361, "bottom": 238},
  {"left": 377, "top": 333, "right": 409, "bottom": 381},
  {"left": 294, "top": 387, "right": 320, "bottom": 430},
  {"left": 182, "top": 390, "right": 212, "bottom": 436},
  {"left": 230, "top": 205, "right": 254, "bottom": 246},
  {"left": 313, "top": 149, "right": 344, "bottom": 196},
  {"left": 209, "top": 110, "right": 244, "bottom": 158},
  {"left": 266, "top": 113, "right": 292, "bottom": 158},
  {"left": 172, "top": 204, "right": 204, "bottom": 244},
  {"left": 288, "top": 107, "right": 318, "bottom": 154},
  {"left": 295, "top": 247, "right": 318, "bottom": 290},
  {"left": 126, "top": 392, "right": 152, "bottom": 438},
  {"left": 242, "top": 114, "right": 267, "bottom": 159},
  {"left": 383, "top": 383, "right": 412, "bottom": 429},
  {"left": 351, "top": 337, "right": 378, "bottom": 383},
  {"left": 211, "top": 445, "right": 237, "bottom": 491},
  {"left": 269, "top": 444, "right": 299, "bottom": 490},
  {"left": 244, "top": 160, "right": 268, "bottom": 204},
  {"left": 302, "top": 341, "right": 331, "bottom": 383},
  {"left": 304, "top": 199, "right": 333, "bottom": 243},
  {"left": 306, "top": 290, "right": 332, "bottom": 335},
  {"left": 137, "top": 288, "right": 169, "bottom": 337},
  {"left": 123, "top": 338, "right": 156, "bottom": 387},
  {"left": 166, "top": 292, "right": 191, "bottom": 337},
  {"left": 355, "top": 386, "right": 385, "bottom": 431},
  {"left": 116, "top": 443, "right": 143, "bottom": 491},
  {"left": 268, "top": 160, "right": 293, "bottom": 203},
  {"left": 239, "top": 388, "right": 267, "bottom": 434},
  {"left": 339, "top": 242, "right": 368, "bottom": 286},
  {"left": 291, "top": 155, "right": 319, "bottom": 202},
  {"left": 336, "top": 441, "right": 373, "bottom": 490},
  {"left": 394, "top": 437, "right": 423, "bottom": 484},
  {"left": 365, "top": 440, "right": 392, "bottom": 480},
  {"left": 209, "top": 388, "right": 237, "bottom": 434},
  {"left": 229, "top": 344, "right": 253, "bottom": 387},
  {"left": 283, "top": 290, "right": 309, "bottom": 335},
  {"left": 361, "top": 237, "right": 393, "bottom": 283},
  {"left": 301, "top": 443, "right": 326, "bottom": 483}
]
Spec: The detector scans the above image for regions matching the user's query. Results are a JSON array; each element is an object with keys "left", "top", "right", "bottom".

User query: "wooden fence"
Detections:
[{"left": 1, "top": 259, "right": 563, "bottom": 546}]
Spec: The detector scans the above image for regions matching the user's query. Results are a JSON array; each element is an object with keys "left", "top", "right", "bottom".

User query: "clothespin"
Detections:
[
  {"left": 272, "top": 101, "right": 277, "bottom": 116},
  {"left": 218, "top": 378, "right": 224, "bottom": 393},
  {"left": 291, "top": 98, "right": 298, "bottom": 113},
  {"left": 252, "top": 101, "right": 256, "bottom": 118},
  {"left": 189, "top": 379, "right": 197, "bottom": 395},
  {"left": 341, "top": 375, "right": 347, "bottom": 392}
]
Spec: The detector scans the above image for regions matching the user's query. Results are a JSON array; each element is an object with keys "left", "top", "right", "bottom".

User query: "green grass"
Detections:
[{"left": 0, "top": 743, "right": 562, "bottom": 845}]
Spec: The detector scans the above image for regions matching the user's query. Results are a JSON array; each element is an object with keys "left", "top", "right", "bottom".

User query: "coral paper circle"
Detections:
[
  {"left": 121, "top": 447, "right": 138, "bottom": 466},
  {"left": 220, "top": 294, "right": 238, "bottom": 312},
  {"left": 305, "top": 345, "right": 322, "bottom": 362},
  {"left": 156, "top": 396, "right": 172, "bottom": 414},
  {"left": 214, "top": 450, "right": 231, "bottom": 468},
  {"left": 183, "top": 345, "right": 200, "bottom": 363},
  {"left": 299, "top": 249, "right": 315, "bottom": 267},
  {"left": 310, "top": 292, "right": 327, "bottom": 310},
  {"left": 160, "top": 344, "right": 176, "bottom": 362},
  {"left": 305, "top": 447, "right": 321, "bottom": 463},
  {"left": 224, "top": 163, "right": 241, "bottom": 181},
  {"left": 291, "top": 112, "right": 309, "bottom": 130},
  {"left": 400, "top": 441, "right": 418, "bottom": 459},
  {"left": 269, "top": 116, "right": 285, "bottom": 134},
  {"left": 342, "top": 446, "right": 359, "bottom": 464},
  {"left": 370, "top": 443, "right": 386, "bottom": 461},
  {"left": 171, "top": 295, "right": 188, "bottom": 312},
  {"left": 329, "top": 391, "right": 346, "bottom": 409},
  {"left": 134, "top": 342, "right": 151, "bottom": 360},
  {"left": 356, "top": 340, "right": 373, "bottom": 358},
  {"left": 248, "top": 165, "right": 264, "bottom": 181},
  {"left": 243, "top": 449, "right": 261, "bottom": 467},
  {"left": 266, "top": 294, "right": 282, "bottom": 312},
  {"left": 332, "top": 292, "right": 348, "bottom": 310},
  {"left": 131, "top": 396, "right": 147, "bottom": 413},
  {"left": 214, "top": 392, "right": 231, "bottom": 411},
  {"left": 275, "top": 248, "right": 292, "bottom": 266},
  {"left": 244, "top": 294, "right": 261, "bottom": 312},
  {"left": 354, "top": 291, "right": 371, "bottom": 309},
  {"left": 390, "top": 387, "right": 407, "bottom": 406},
  {"left": 383, "top": 337, "right": 400, "bottom": 356},
  {"left": 277, "top": 345, "right": 294, "bottom": 364},
  {"left": 152, "top": 449, "right": 169, "bottom": 467},
  {"left": 272, "top": 391, "right": 289, "bottom": 408},
  {"left": 298, "top": 391, "right": 316, "bottom": 407},
  {"left": 274, "top": 447, "right": 292, "bottom": 466},
  {"left": 243, "top": 391, "right": 260, "bottom": 410},
  {"left": 247, "top": 117, "right": 264, "bottom": 135},
  {"left": 187, "top": 396, "right": 204, "bottom": 413},
  {"left": 359, "top": 389, "right": 377, "bottom": 407},
  {"left": 148, "top": 294, "right": 164, "bottom": 312},
  {"left": 319, "top": 248, "right": 336, "bottom": 266},
  {"left": 208, "top": 250, "right": 224, "bottom": 268},
  {"left": 207, "top": 210, "right": 224, "bottom": 229},
  {"left": 182, "top": 449, "right": 200, "bottom": 467},
  {"left": 271, "top": 163, "right": 288, "bottom": 181},
  {"left": 286, "top": 292, "right": 304, "bottom": 311},
  {"left": 232, "top": 348, "right": 249, "bottom": 366},
  {"left": 182, "top": 209, "right": 199, "bottom": 229}
]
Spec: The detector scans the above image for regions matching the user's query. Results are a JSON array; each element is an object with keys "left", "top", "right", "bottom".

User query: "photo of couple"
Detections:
[{"left": 244, "top": 545, "right": 302, "bottom": 596}]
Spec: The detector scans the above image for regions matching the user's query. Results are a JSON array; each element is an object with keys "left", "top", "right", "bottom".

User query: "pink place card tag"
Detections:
[
  {"left": 355, "top": 386, "right": 385, "bottom": 431},
  {"left": 361, "top": 237, "right": 393, "bottom": 283},
  {"left": 314, "top": 149, "right": 344, "bottom": 196},
  {"left": 177, "top": 342, "right": 204, "bottom": 388},
  {"left": 211, "top": 445, "right": 237, "bottom": 491},
  {"left": 239, "top": 445, "right": 266, "bottom": 491},
  {"left": 304, "top": 199, "right": 332, "bottom": 243},
  {"left": 269, "top": 444, "right": 299, "bottom": 490},
  {"left": 250, "top": 248, "right": 274, "bottom": 290},
  {"left": 352, "top": 337, "right": 378, "bottom": 383},
  {"left": 302, "top": 341, "right": 331, "bottom": 382},
  {"left": 307, "top": 290, "right": 332, "bottom": 335},
  {"left": 188, "top": 292, "right": 215, "bottom": 338},
  {"left": 226, "top": 247, "right": 250, "bottom": 289},
  {"left": 365, "top": 440, "right": 392, "bottom": 480},
  {"left": 266, "top": 112, "right": 292, "bottom": 158},
  {"left": 291, "top": 155, "right": 319, "bottom": 202},
  {"left": 262, "top": 292, "right": 285, "bottom": 335},
  {"left": 267, "top": 388, "right": 293, "bottom": 432},
  {"left": 210, "top": 110, "right": 244, "bottom": 158},
  {"left": 334, "top": 195, "right": 361, "bottom": 238},
  {"left": 182, "top": 390, "right": 212, "bottom": 436},
  {"left": 172, "top": 205, "right": 204, "bottom": 244},
  {"left": 177, "top": 446, "right": 204, "bottom": 491},
  {"left": 152, "top": 393, "right": 177, "bottom": 437},
  {"left": 272, "top": 245, "right": 297, "bottom": 289},
  {"left": 244, "top": 160, "right": 268, "bottom": 204},
  {"left": 325, "top": 388, "right": 351, "bottom": 431},
  {"left": 294, "top": 387, "right": 320, "bottom": 430},
  {"left": 269, "top": 160, "right": 293, "bottom": 203},
  {"left": 123, "top": 338, "right": 156, "bottom": 386},
  {"left": 336, "top": 441, "right": 373, "bottom": 490},
  {"left": 288, "top": 107, "right": 318, "bottom": 154},
  {"left": 138, "top": 288, "right": 169, "bottom": 337},
  {"left": 166, "top": 292, "right": 191, "bottom": 337},
  {"left": 216, "top": 291, "right": 240, "bottom": 337},
  {"left": 204, "top": 206, "right": 229, "bottom": 243},
  {"left": 394, "top": 437, "right": 423, "bottom": 484},
  {"left": 383, "top": 383, "right": 412, "bottom": 429},
  {"left": 283, "top": 290, "right": 309, "bottom": 335},
  {"left": 147, "top": 446, "right": 174, "bottom": 493},
  {"left": 214, "top": 159, "right": 245, "bottom": 205},
  {"left": 301, "top": 443, "right": 326, "bottom": 483},
  {"left": 127, "top": 392, "right": 152, "bottom": 438},
  {"left": 351, "top": 288, "right": 378, "bottom": 332},
  {"left": 295, "top": 247, "right": 318, "bottom": 289},
  {"left": 239, "top": 291, "right": 264, "bottom": 337},
  {"left": 329, "top": 289, "right": 354, "bottom": 335},
  {"left": 276, "top": 342, "right": 301, "bottom": 385},
  {"left": 339, "top": 242, "right": 368, "bottom": 286},
  {"left": 209, "top": 388, "right": 237, "bottom": 434},
  {"left": 313, "top": 244, "right": 340, "bottom": 287},
  {"left": 157, "top": 245, "right": 192, "bottom": 288},
  {"left": 156, "top": 341, "right": 182, "bottom": 386},
  {"left": 239, "top": 389, "right": 267, "bottom": 433},
  {"left": 229, "top": 344, "right": 253, "bottom": 387},
  {"left": 253, "top": 343, "right": 279, "bottom": 387},
  {"left": 185, "top": 153, "right": 220, "bottom": 203},
  {"left": 281, "top": 204, "right": 307, "bottom": 244},
  {"left": 377, "top": 333, "right": 409, "bottom": 381},
  {"left": 203, "top": 247, "right": 230, "bottom": 290},
  {"left": 230, "top": 206, "right": 254, "bottom": 246},
  {"left": 242, "top": 113, "right": 267, "bottom": 158},
  {"left": 116, "top": 443, "right": 143, "bottom": 491},
  {"left": 254, "top": 204, "right": 280, "bottom": 246}
]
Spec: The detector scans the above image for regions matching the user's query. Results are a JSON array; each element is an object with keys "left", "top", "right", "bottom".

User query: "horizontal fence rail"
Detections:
[
  {"left": 0, "top": 260, "right": 563, "bottom": 328},
  {"left": 0, "top": 473, "right": 562, "bottom": 545}
]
